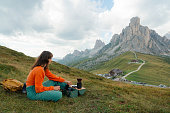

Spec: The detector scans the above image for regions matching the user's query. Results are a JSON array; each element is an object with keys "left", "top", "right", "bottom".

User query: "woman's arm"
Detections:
[
  {"left": 63, "top": 81, "right": 72, "bottom": 85},
  {"left": 45, "top": 69, "right": 65, "bottom": 82}
]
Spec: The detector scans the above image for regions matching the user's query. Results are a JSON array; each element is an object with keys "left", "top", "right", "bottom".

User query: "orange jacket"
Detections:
[{"left": 26, "top": 66, "right": 65, "bottom": 93}]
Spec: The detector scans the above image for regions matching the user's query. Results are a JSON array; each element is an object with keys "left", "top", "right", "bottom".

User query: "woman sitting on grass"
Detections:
[{"left": 26, "top": 51, "right": 72, "bottom": 102}]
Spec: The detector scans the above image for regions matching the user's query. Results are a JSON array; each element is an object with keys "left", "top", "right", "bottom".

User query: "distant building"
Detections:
[
  {"left": 131, "top": 59, "right": 139, "bottom": 63},
  {"left": 109, "top": 69, "right": 123, "bottom": 76}
]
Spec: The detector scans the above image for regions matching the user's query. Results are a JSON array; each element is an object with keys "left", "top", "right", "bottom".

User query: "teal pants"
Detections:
[{"left": 26, "top": 80, "right": 67, "bottom": 102}]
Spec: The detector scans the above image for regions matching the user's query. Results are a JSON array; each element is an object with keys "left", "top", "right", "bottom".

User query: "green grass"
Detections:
[
  {"left": 90, "top": 51, "right": 170, "bottom": 86},
  {"left": 0, "top": 45, "right": 170, "bottom": 112},
  {"left": 90, "top": 52, "right": 140, "bottom": 74},
  {"left": 126, "top": 52, "right": 170, "bottom": 86}
]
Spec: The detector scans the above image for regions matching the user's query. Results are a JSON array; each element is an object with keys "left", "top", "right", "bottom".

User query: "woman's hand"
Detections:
[
  {"left": 54, "top": 86, "right": 60, "bottom": 91},
  {"left": 64, "top": 81, "right": 72, "bottom": 85}
]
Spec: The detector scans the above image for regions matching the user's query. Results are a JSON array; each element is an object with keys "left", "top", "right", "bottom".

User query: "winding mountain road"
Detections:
[{"left": 121, "top": 51, "right": 145, "bottom": 79}]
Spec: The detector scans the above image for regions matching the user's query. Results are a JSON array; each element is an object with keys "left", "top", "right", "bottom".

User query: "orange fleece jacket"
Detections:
[{"left": 26, "top": 66, "right": 65, "bottom": 93}]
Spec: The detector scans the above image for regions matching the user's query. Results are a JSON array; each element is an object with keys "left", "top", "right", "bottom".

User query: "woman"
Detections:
[{"left": 26, "top": 51, "right": 72, "bottom": 102}]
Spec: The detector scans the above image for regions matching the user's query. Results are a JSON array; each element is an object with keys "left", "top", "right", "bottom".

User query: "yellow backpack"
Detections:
[{"left": 0, "top": 79, "right": 24, "bottom": 92}]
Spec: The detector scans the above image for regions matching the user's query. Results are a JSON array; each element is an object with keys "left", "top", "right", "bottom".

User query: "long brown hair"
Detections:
[{"left": 31, "top": 51, "right": 53, "bottom": 70}]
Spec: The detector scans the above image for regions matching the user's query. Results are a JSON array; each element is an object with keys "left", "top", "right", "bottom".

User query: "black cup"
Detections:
[{"left": 77, "top": 78, "right": 82, "bottom": 89}]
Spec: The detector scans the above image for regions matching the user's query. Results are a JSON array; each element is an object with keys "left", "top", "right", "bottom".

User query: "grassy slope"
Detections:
[
  {"left": 90, "top": 51, "right": 170, "bottom": 86},
  {"left": 0, "top": 46, "right": 170, "bottom": 113},
  {"left": 126, "top": 52, "right": 170, "bottom": 86},
  {"left": 90, "top": 51, "right": 140, "bottom": 74}
]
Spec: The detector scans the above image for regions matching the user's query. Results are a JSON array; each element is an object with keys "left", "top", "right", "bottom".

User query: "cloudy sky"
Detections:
[{"left": 0, "top": 0, "right": 170, "bottom": 59}]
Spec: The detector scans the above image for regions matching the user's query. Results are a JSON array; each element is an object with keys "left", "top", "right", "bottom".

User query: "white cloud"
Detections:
[
  {"left": 35, "top": 0, "right": 99, "bottom": 40},
  {"left": 0, "top": 0, "right": 170, "bottom": 58},
  {"left": 98, "top": 0, "right": 170, "bottom": 36},
  {"left": 0, "top": 32, "right": 74, "bottom": 58}
]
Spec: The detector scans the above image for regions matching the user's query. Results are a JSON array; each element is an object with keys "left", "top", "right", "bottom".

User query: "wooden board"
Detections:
[{"left": 73, "top": 87, "right": 86, "bottom": 90}]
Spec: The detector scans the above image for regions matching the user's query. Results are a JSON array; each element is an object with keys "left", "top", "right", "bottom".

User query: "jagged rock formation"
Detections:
[
  {"left": 89, "top": 40, "right": 105, "bottom": 58},
  {"left": 98, "top": 17, "right": 170, "bottom": 57},
  {"left": 58, "top": 40, "right": 105, "bottom": 65},
  {"left": 59, "top": 17, "right": 170, "bottom": 70}
]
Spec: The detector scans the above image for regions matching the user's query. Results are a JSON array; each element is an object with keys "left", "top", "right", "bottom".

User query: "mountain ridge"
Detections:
[
  {"left": 59, "top": 17, "right": 170, "bottom": 70},
  {"left": 58, "top": 39, "right": 105, "bottom": 65}
]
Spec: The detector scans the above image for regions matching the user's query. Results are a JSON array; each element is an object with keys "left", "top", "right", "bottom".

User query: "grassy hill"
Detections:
[
  {"left": 126, "top": 52, "right": 170, "bottom": 86},
  {"left": 90, "top": 52, "right": 140, "bottom": 74},
  {"left": 0, "top": 46, "right": 170, "bottom": 113},
  {"left": 90, "top": 51, "right": 170, "bottom": 86}
]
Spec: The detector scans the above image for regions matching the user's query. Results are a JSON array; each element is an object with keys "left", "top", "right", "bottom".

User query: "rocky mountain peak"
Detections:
[
  {"left": 129, "top": 17, "right": 140, "bottom": 27},
  {"left": 59, "top": 17, "right": 170, "bottom": 66},
  {"left": 73, "top": 50, "right": 81, "bottom": 56},
  {"left": 94, "top": 40, "right": 105, "bottom": 49},
  {"left": 108, "top": 16, "right": 169, "bottom": 56}
]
